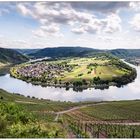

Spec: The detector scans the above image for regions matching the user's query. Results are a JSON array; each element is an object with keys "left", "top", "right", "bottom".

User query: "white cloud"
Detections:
[
  {"left": 40, "top": 24, "right": 60, "bottom": 33},
  {"left": 103, "top": 14, "right": 122, "bottom": 33},
  {"left": 16, "top": 2, "right": 122, "bottom": 37},
  {"left": 17, "top": 3, "right": 32, "bottom": 16},
  {"left": 130, "top": 14, "right": 140, "bottom": 32},
  {"left": 71, "top": 26, "right": 86, "bottom": 34},
  {"left": 129, "top": 2, "right": 140, "bottom": 11},
  {"left": 71, "top": 13, "right": 121, "bottom": 35},
  {"left": 33, "top": 27, "right": 63, "bottom": 38}
]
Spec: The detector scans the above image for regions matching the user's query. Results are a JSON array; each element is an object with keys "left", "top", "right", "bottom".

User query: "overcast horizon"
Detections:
[{"left": 0, "top": 1, "right": 140, "bottom": 49}]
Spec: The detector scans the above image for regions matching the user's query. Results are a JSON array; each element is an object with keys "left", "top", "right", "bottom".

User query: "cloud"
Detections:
[
  {"left": 69, "top": 2, "right": 130, "bottom": 13},
  {"left": 17, "top": 3, "right": 32, "bottom": 16},
  {"left": 103, "top": 14, "right": 122, "bottom": 33},
  {"left": 71, "top": 13, "right": 121, "bottom": 34},
  {"left": 130, "top": 14, "right": 140, "bottom": 32},
  {"left": 129, "top": 2, "right": 140, "bottom": 11},
  {"left": 71, "top": 27, "right": 86, "bottom": 34},
  {"left": 16, "top": 2, "right": 123, "bottom": 37},
  {"left": 41, "top": 24, "right": 60, "bottom": 33},
  {"left": 32, "top": 26, "right": 63, "bottom": 38}
]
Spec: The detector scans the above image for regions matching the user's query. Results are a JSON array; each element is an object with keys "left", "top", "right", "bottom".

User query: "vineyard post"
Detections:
[
  {"left": 97, "top": 125, "right": 100, "bottom": 138},
  {"left": 105, "top": 125, "right": 108, "bottom": 137},
  {"left": 80, "top": 121, "right": 83, "bottom": 132},
  {"left": 91, "top": 124, "right": 95, "bottom": 138},
  {"left": 131, "top": 128, "right": 135, "bottom": 138},
  {"left": 77, "top": 120, "right": 80, "bottom": 138},
  {"left": 85, "top": 123, "right": 87, "bottom": 134}
]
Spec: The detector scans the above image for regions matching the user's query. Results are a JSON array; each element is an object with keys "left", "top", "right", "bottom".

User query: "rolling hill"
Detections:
[
  {"left": 15, "top": 48, "right": 40, "bottom": 55},
  {"left": 27, "top": 47, "right": 140, "bottom": 59},
  {"left": 108, "top": 49, "right": 140, "bottom": 58},
  {"left": 0, "top": 47, "right": 29, "bottom": 64},
  {"left": 28, "top": 46, "right": 103, "bottom": 58}
]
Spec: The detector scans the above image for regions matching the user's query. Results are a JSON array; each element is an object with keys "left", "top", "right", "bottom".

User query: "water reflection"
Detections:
[{"left": 0, "top": 62, "right": 140, "bottom": 102}]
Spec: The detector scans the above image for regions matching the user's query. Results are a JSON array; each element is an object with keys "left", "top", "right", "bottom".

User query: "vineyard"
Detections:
[
  {"left": 0, "top": 89, "right": 140, "bottom": 138},
  {"left": 57, "top": 101, "right": 140, "bottom": 138},
  {"left": 61, "top": 114, "right": 140, "bottom": 138}
]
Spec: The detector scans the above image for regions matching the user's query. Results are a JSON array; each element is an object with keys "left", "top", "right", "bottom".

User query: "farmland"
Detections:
[
  {"left": 10, "top": 55, "right": 137, "bottom": 89},
  {"left": 0, "top": 89, "right": 140, "bottom": 138}
]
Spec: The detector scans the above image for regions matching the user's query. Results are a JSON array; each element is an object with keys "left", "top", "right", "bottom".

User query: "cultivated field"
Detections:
[{"left": 0, "top": 89, "right": 140, "bottom": 138}]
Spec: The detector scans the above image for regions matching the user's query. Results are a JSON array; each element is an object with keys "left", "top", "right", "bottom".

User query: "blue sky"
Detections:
[{"left": 0, "top": 1, "right": 140, "bottom": 49}]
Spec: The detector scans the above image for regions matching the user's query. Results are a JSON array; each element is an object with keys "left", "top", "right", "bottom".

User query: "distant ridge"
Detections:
[
  {"left": 25, "top": 46, "right": 140, "bottom": 59},
  {"left": 28, "top": 46, "right": 103, "bottom": 58}
]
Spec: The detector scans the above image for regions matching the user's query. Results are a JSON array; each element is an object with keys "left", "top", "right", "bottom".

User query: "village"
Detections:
[{"left": 16, "top": 62, "right": 74, "bottom": 80}]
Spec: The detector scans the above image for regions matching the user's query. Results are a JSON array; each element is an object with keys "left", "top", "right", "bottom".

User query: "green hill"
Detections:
[
  {"left": 27, "top": 47, "right": 140, "bottom": 59},
  {"left": 0, "top": 47, "right": 29, "bottom": 64},
  {"left": 28, "top": 46, "right": 102, "bottom": 58},
  {"left": 108, "top": 49, "right": 140, "bottom": 58}
]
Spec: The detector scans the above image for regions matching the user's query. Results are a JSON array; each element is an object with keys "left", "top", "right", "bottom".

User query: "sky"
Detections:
[{"left": 0, "top": 1, "right": 140, "bottom": 49}]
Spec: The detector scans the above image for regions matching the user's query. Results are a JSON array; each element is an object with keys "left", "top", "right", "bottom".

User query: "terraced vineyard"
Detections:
[
  {"left": 0, "top": 89, "right": 140, "bottom": 138},
  {"left": 61, "top": 101, "right": 140, "bottom": 138}
]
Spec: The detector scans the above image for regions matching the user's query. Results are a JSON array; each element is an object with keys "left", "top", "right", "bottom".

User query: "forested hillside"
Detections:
[
  {"left": 28, "top": 47, "right": 102, "bottom": 58},
  {"left": 0, "top": 48, "right": 28, "bottom": 64},
  {"left": 25, "top": 47, "right": 140, "bottom": 59}
]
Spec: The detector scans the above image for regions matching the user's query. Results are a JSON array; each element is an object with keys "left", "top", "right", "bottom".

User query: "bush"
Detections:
[
  {"left": 73, "top": 80, "right": 83, "bottom": 87},
  {"left": 78, "top": 73, "right": 83, "bottom": 77},
  {"left": 87, "top": 71, "right": 91, "bottom": 74},
  {"left": 0, "top": 96, "right": 3, "bottom": 100},
  {"left": 65, "top": 82, "right": 69, "bottom": 87}
]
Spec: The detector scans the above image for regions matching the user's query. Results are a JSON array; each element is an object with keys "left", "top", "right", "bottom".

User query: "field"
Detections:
[
  {"left": 0, "top": 89, "right": 140, "bottom": 138},
  {"left": 10, "top": 55, "right": 136, "bottom": 88}
]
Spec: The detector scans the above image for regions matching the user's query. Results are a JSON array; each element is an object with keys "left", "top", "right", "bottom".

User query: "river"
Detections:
[{"left": 0, "top": 61, "right": 140, "bottom": 102}]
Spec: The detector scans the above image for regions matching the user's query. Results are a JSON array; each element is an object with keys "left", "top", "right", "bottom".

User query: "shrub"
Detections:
[
  {"left": 0, "top": 96, "right": 3, "bottom": 100},
  {"left": 78, "top": 73, "right": 83, "bottom": 77},
  {"left": 73, "top": 80, "right": 83, "bottom": 87}
]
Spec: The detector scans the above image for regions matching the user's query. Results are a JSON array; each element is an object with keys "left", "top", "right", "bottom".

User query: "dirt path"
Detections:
[
  {"left": 54, "top": 102, "right": 106, "bottom": 121},
  {"left": 15, "top": 100, "right": 38, "bottom": 104},
  {"left": 54, "top": 102, "right": 140, "bottom": 126},
  {"left": 82, "top": 120, "right": 140, "bottom": 126}
]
